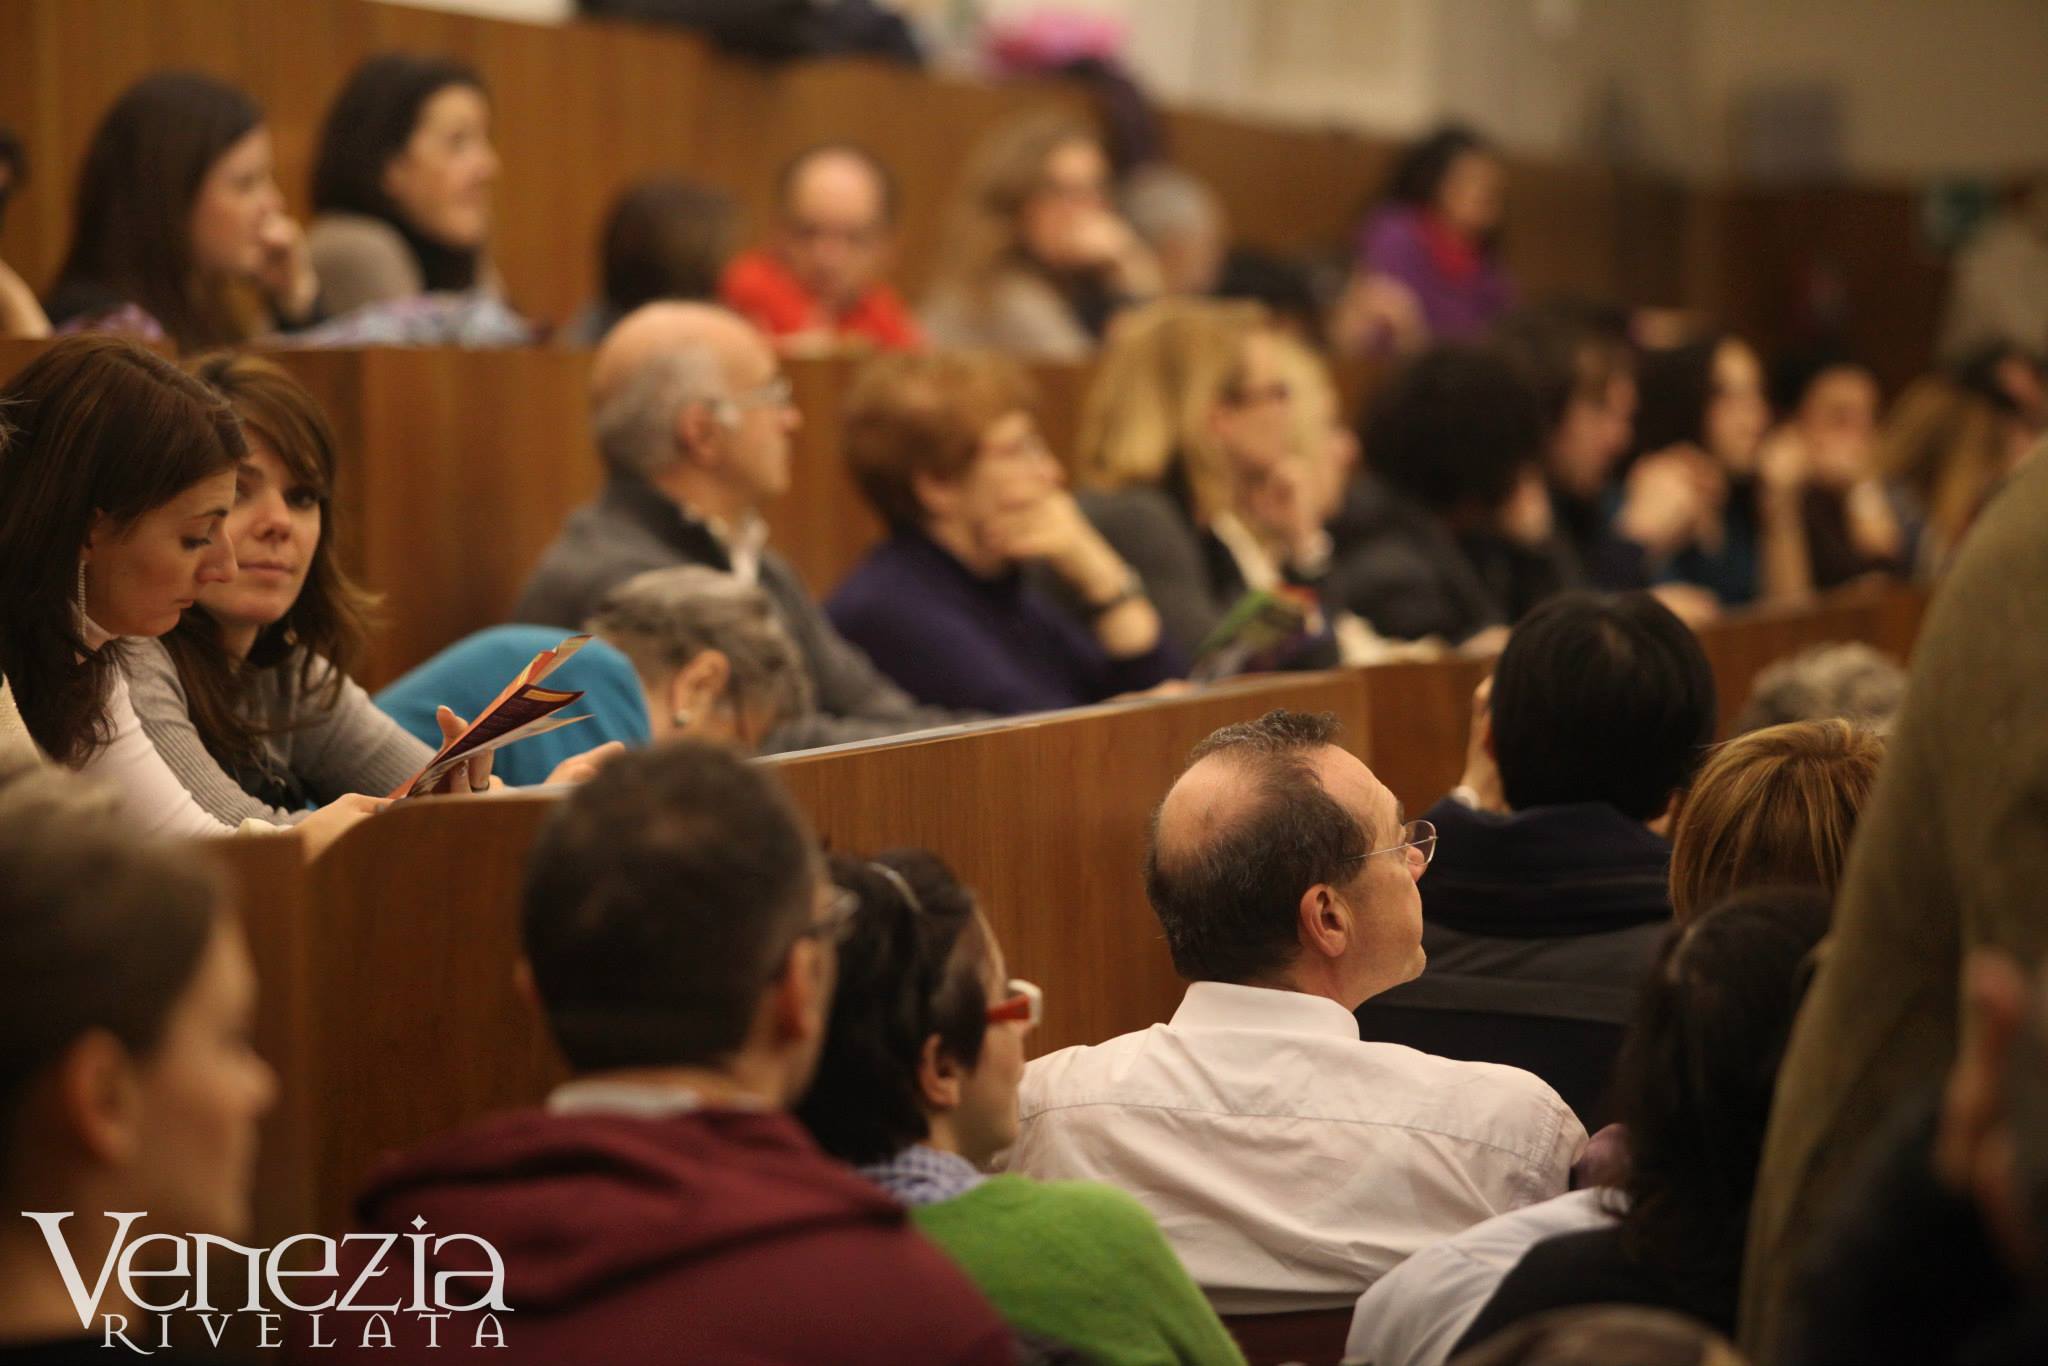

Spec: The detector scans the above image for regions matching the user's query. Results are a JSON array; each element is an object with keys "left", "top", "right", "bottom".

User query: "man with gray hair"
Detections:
[
  {"left": 514, "top": 301, "right": 962, "bottom": 750},
  {"left": 1005, "top": 709, "right": 1583, "bottom": 1314}
]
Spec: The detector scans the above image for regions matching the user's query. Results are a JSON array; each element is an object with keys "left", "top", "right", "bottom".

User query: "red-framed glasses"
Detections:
[{"left": 986, "top": 979, "right": 1043, "bottom": 1028}]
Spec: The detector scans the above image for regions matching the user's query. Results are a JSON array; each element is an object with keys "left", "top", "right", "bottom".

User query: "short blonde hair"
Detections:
[
  {"left": 1072, "top": 297, "right": 1268, "bottom": 523},
  {"left": 1668, "top": 719, "right": 1886, "bottom": 925},
  {"left": 842, "top": 350, "right": 1038, "bottom": 531},
  {"left": 929, "top": 110, "right": 1099, "bottom": 308}
]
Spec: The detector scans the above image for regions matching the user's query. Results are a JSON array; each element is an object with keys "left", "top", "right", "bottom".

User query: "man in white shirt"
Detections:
[{"left": 1006, "top": 709, "right": 1586, "bottom": 1313}]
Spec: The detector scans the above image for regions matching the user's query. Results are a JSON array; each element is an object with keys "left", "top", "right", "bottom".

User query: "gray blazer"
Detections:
[{"left": 513, "top": 477, "right": 970, "bottom": 752}]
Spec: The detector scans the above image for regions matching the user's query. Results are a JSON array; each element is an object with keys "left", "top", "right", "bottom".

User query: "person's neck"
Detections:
[
  {"left": 217, "top": 619, "right": 263, "bottom": 663},
  {"left": 922, "top": 518, "right": 1005, "bottom": 579},
  {"left": 572, "top": 1060, "right": 786, "bottom": 1112},
  {"left": 1251, "top": 961, "right": 1375, "bottom": 1012},
  {"left": 919, "top": 1115, "right": 989, "bottom": 1168},
  {"left": 0, "top": 1214, "right": 126, "bottom": 1344},
  {"left": 647, "top": 466, "right": 752, "bottom": 533}
]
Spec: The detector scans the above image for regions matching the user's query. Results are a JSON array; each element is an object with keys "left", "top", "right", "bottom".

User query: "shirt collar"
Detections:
[
  {"left": 601, "top": 476, "right": 765, "bottom": 576},
  {"left": 857, "top": 1144, "right": 987, "bottom": 1207},
  {"left": 546, "top": 1078, "right": 771, "bottom": 1119},
  {"left": 1169, "top": 980, "right": 1363, "bottom": 1040}
]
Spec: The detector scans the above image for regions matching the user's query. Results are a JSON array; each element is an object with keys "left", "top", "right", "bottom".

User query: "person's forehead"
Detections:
[{"left": 788, "top": 154, "right": 884, "bottom": 216}]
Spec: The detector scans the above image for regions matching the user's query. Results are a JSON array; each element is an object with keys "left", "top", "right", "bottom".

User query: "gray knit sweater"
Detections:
[{"left": 122, "top": 636, "right": 431, "bottom": 825}]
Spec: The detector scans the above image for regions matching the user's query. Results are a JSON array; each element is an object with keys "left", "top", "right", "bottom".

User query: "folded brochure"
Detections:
[{"left": 391, "top": 634, "right": 596, "bottom": 797}]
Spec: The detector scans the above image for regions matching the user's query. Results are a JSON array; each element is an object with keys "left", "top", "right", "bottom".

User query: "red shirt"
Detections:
[{"left": 720, "top": 248, "right": 922, "bottom": 351}]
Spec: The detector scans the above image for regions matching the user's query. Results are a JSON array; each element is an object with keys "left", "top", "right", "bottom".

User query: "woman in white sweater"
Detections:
[{"left": 0, "top": 335, "right": 382, "bottom": 848}]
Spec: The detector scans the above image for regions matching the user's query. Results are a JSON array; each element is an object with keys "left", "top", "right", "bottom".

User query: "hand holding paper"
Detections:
[{"left": 390, "top": 635, "right": 598, "bottom": 799}]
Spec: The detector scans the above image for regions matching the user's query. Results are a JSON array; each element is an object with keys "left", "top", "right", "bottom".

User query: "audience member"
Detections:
[
  {"left": 124, "top": 353, "right": 608, "bottom": 823},
  {"left": 309, "top": 53, "right": 502, "bottom": 317},
  {"left": 0, "top": 124, "right": 49, "bottom": 339},
  {"left": 721, "top": 143, "right": 921, "bottom": 352},
  {"left": 1741, "top": 445, "right": 2048, "bottom": 1361},
  {"left": 305, "top": 745, "right": 1015, "bottom": 1365},
  {"left": 1667, "top": 718, "right": 1884, "bottom": 926},
  {"left": 922, "top": 111, "right": 1161, "bottom": 359},
  {"left": 567, "top": 177, "right": 738, "bottom": 345},
  {"left": 797, "top": 850, "right": 1245, "bottom": 1365},
  {"left": 0, "top": 773, "right": 274, "bottom": 1364},
  {"left": 1451, "top": 1306, "right": 1742, "bottom": 1366},
  {"left": 1334, "top": 125, "right": 1513, "bottom": 353},
  {"left": 1492, "top": 303, "right": 1713, "bottom": 607},
  {"left": 1632, "top": 334, "right": 1810, "bottom": 607},
  {"left": 1356, "top": 592, "right": 1717, "bottom": 1124},
  {"left": 1120, "top": 164, "right": 1228, "bottom": 298},
  {"left": 380, "top": 566, "right": 812, "bottom": 779},
  {"left": 0, "top": 338, "right": 380, "bottom": 845},
  {"left": 1006, "top": 710, "right": 1584, "bottom": 1312},
  {"left": 1879, "top": 363, "right": 2039, "bottom": 577},
  {"left": 1329, "top": 344, "right": 1569, "bottom": 644},
  {"left": 513, "top": 301, "right": 962, "bottom": 749},
  {"left": 1769, "top": 354, "right": 1908, "bottom": 589},
  {"left": 1453, "top": 887, "right": 1831, "bottom": 1352},
  {"left": 1733, "top": 641, "right": 1907, "bottom": 734},
  {"left": 1074, "top": 299, "right": 1339, "bottom": 664},
  {"left": 1938, "top": 172, "right": 2048, "bottom": 365},
  {"left": 827, "top": 350, "right": 1180, "bottom": 714},
  {"left": 45, "top": 73, "right": 318, "bottom": 350}
]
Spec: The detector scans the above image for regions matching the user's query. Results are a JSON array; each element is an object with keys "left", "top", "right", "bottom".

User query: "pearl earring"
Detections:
[{"left": 672, "top": 708, "right": 692, "bottom": 729}]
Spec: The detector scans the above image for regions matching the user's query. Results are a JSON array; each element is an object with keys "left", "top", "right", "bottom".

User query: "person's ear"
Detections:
[
  {"left": 675, "top": 401, "right": 726, "bottom": 467},
  {"left": 1297, "top": 883, "right": 1349, "bottom": 961},
  {"left": 769, "top": 936, "right": 832, "bottom": 1052},
  {"left": 55, "top": 1031, "right": 145, "bottom": 1169},
  {"left": 916, "top": 1033, "right": 966, "bottom": 1115}
]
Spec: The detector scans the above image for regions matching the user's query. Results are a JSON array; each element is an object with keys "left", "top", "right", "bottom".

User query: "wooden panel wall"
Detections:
[{"left": 0, "top": 0, "right": 1941, "bottom": 366}]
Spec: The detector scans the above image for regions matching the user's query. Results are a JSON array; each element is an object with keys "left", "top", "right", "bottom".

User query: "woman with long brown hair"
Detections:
[
  {"left": 0, "top": 336, "right": 378, "bottom": 846},
  {"left": 45, "top": 72, "right": 319, "bottom": 351},
  {"left": 920, "top": 111, "right": 1159, "bottom": 360},
  {"left": 124, "top": 354, "right": 611, "bottom": 823}
]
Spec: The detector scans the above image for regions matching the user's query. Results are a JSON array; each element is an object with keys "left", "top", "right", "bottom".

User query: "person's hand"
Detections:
[
  {"left": 1648, "top": 581, "right": 1722, "bottom": 628},
  {"left": 1757, "top": 428, "right": 1813, "bottom": 505},
  {"left": 1934, "top": 950, "right": 2039, "bottom": 1273},
  {"left": 1063, "top": 207, "right": 1163, "bottom": 297},
  {"left": 0, "top": 255, "right": 49, "bottom": 339},
  {"left": 545, "top": 741, "right": 626, "bottom": 786},
  {"left": 1239, "top": 457, "right": 1332, "bottom": 568},
  {"left": 253, "top": 210, "right": 319, "bottom": 324},
  {"left": 1496, "top": 466, "right": 1555, "bottom": 547},
  {"left": 1844, "top": 478, "right": 1905, "bottom": 563},
  {"left": 1329, "top": 271, "right": 1427, "bottom": 356},
  {"left": 296, "top": 793, "right": 388, "bottom": 860},
  {"left": 1455, "top": 675, "right": 1507, "bottom": 812},
  {"left": 1617, "top": 447, "right": 1712, "bottom": 556},
  {"left": 419, "top": 706, "right": 495, "bottom": 796},
  {"left": 984, "top": 487, "right": 1125, "bottom": 596}
]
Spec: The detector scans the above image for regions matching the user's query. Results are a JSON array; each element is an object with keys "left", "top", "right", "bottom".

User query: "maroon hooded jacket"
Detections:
[{"left": 287, "top": 1107, "right": 1015, "bottom": 1365}]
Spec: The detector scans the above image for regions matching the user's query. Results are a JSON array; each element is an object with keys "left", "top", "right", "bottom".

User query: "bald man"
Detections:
[
  {"left": 514, "top": 302, "right": 960, "bottom": 750},
  {"left": 720, "top": 144, "right": 921, "bottom": 353},
  {"left": 1004, "top": 709, "right": 1584, "bottom": 1314}
]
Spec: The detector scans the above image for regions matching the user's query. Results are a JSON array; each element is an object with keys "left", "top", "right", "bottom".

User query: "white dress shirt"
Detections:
[
  {"left": 1343, "top": 1188, "right": 1618, "bottom": 1366},
  {"left": 1006, "top": 981, "right": 1586, "bottom": 1314}
]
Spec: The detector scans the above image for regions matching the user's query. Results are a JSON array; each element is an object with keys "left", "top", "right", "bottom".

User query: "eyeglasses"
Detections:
[
  {"left": 1345, "top": 819, "right": 1437, "bottom": 878},
  {"left": 723, "top": 374, "right": 795, "bottom": 415},
  {"left": 986, "top": 979, "right": 1043, "bottom": 1028}
]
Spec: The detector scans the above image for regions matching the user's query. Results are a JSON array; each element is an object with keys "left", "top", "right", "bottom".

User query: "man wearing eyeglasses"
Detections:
[
  {"left": 515, "top": 301, "right": 968, "bottom": 751},
  {"left": 1004, "top": 708, "right": 1584, "bottom": 1316},
  {"left": 307, "top": 743, "right": 1014, "bottom": 1365}
]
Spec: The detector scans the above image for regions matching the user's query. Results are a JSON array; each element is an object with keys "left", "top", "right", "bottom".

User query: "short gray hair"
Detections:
[
  {"left": 590, "top": 345, "right": 728, "bottom": 482},
  {"left": 1734, "top": 643, "right": 1907, "bottom": 735},
  {"left": 1121, "top": 165, "right": 1224, "bottom": 248},
  {"left": 586, "top": 566, "right": 812, "bottom": 731}
]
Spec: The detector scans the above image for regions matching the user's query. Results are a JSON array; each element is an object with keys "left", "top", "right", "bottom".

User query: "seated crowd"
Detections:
[{"left": 1, "top": 35, "right": 2046, "bottom": 1366}]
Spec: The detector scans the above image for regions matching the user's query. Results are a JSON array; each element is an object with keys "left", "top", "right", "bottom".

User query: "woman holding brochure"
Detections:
[
  {"left": 120, "top": 352, "right": 617, "bottom": 827},
  {"left": 0, "top": 336, "right": 380, "bottom": 850}
]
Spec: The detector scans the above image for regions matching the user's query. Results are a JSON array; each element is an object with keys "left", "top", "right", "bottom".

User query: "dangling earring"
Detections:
[{"left": 75, "top": 558, "right": 88, "bottom": 616}]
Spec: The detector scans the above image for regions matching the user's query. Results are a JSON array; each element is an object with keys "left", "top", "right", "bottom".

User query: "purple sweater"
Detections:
[
  {"left": 825, "top": 532, "right": 1183, "bottom": 716},
  {"left": 1358, "top": 205, "right": 1516, "bottom": 341}
]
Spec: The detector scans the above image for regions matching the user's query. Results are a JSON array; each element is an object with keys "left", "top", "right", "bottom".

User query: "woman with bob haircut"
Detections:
[
  {"left": 0, "top": 772, "right": 276, "bottom": 1361},
  {"left": 797, "top": 849, "right": 1245, "bottom": 1366},
  {"left": 124, "top": 353, "right": 610, "bottom": 823},
  {"left": 309, "top": 52, "right": 502, "bottom": 317},
  {"left": 45, "top": 72, "right": 319, "bottom": 351},
  {"left": 825, "top": 348, "right": 1180, "bottom": 714},
  {"left": 921, "top": 111, "right": 1160, "bottom": 361},
  {"left": 1667, "top": 718, "right": 1886, "bottom": 925},
  {"left": 0, "top": 337, "right": 380, "bottom": 847},
  {"left": 1073, "top": 297, "right": 1344, "bottom": 662}
]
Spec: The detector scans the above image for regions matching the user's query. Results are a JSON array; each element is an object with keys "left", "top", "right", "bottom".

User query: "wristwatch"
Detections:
[{"left": 1084, "top": 566, "right": 1146, "bottom": 619}]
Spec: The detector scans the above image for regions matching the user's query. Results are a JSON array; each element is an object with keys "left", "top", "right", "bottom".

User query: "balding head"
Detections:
[
  {"left": 589, "top": 302, "right": 786, "bottom": 494},
  {"left": 773, "top": 144, "right": 899, "bottom": 315},
  {"left": 1147, "top": 710, "right": 1422, "bottom": 999}
]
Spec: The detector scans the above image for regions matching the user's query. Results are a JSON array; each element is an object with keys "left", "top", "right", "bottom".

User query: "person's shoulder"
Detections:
[
  {"left": 720, "top": 247, "right": 791, "bottom": 296},
  {"left": 309, "top": 213, "right": 415, "bottom": 267},
  {"left": 995, "top": 1174, "right": 1160, "bottom": 1233}
]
